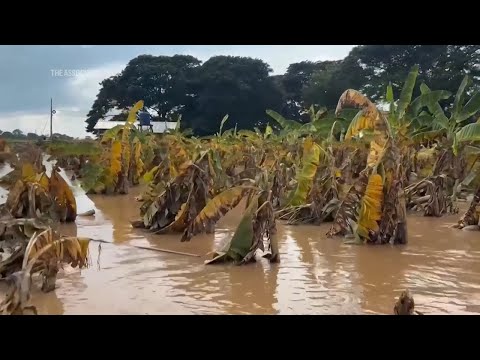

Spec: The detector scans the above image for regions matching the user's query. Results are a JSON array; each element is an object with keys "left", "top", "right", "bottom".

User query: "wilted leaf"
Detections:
[
  {"left": 22, "top": 163, "right": 36, "bottom": 181},
  {"left": 110, "top": 140, "right": 122, "bottom": 178},
  {"left": 182, "top": 186, "right": 251, "bottom": 241},
  {"left": 101, "top": 125, "right": 124, "bottom": 143},
  {"left": 205, "top": 195, "right": 259, "bottom": 265},
  {"left": 338, "top": 89, "right": 390, "bottom": 167},
  {"left": 288, "top": 138, "right": 321, "bottom": 206},
  {"left": 355, "top": 173, "right": 383, "bottom": 240},
  {"left": 49, "top": 169, "right": 77, "bottom": 222},
  {"left": 142, "top": 165, "right": 160, "bottom": 183},
  {"left": 327, "top": 174, "right": 368, "bottom": 237}
]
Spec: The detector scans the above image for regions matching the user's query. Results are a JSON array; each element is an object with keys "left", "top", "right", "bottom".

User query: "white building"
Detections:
[{"left": 93, "top": 121, "right": 177, "bottom": 136}]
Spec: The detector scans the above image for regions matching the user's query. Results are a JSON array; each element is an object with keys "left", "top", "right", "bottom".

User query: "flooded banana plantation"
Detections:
[{"left": 2, "top": 66, "right": 480, "bottom": 315}]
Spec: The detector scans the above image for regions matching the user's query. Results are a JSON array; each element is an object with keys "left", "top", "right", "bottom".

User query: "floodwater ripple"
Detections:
[{"left": 2, "top": 175, "right": 480, "bottom": 315}]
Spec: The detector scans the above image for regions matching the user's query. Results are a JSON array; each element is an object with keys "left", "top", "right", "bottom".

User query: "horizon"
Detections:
[{"left": 0, "top": 45, "right": 354, "bottom": 138}]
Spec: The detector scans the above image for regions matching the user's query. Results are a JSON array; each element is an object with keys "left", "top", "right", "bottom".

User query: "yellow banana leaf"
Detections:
[
  {"left": 35, "top": 173, "right": 50, "bottom": 190},
  {"left": 21, "top": 163, "right": 36, "bottom": 181},
  {"left": 110, "top": 140, "right": 122, "bottom": 178},
  {"left": 121, "top": 100, "right": 144, "bottom": 177},
  {"left": 133, "top": 137, "right": 143, "bottom": 180},
  {"left": 49, "top": 169, "right": 77, "bottom": 222},
  {"left": 182, "top": 186, "right": 251, "bottom": 241},
  {"left": 355, "top": 173, "right": 383, "bottom": 240},
  {"left": 155, "top": 202, "right": 190, "bottom": 234},
  {"left": 143, "top": 165, "right": 160, "bottom": 183},
  {"left": 288, "top": 138, "right": 321, "bottom": 206},
  {"left": 127, "top": 100, "right": 144, "bottom": 124},
  {"left": 338, "top": 89, "right": 390, "bottom": 168}
]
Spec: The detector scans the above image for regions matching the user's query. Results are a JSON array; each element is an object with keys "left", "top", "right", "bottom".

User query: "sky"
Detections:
[{"left": 0, "top": 45, "right": 355, "bottom": 138}]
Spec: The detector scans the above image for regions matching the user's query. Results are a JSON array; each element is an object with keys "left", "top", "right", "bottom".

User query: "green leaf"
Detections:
[
  {"left": 205, "top": 195, "right": 258, "bottom": 264},
  {"left": 409, "top": 90, "right": 452, "bottom": 117},
  {"left": 397, "top": 64, "right": 419, "bottom": 120},
  {"left": 312, "top": 118, "right": 347, "bottom": 138},
  {"left": 101, "top": 125, "right": 124, "bottom": 143},
  {"left": 329, "top": 120, "right": 342, "bottom": 142},
  {"left": 142, "top": 165, "right": 160, "bottom": 183},
  {"left": 386, "top": 82, "right": 394, "bottom": 103},
  {"left": 327, "top": 108, "right": 359, "bottom": 122},
  {"left": 315, "top": 107, "right": 327, "bottom": 120},
  {"left": 175, "top": 114, "right": 182, "bottom": 131},
  {"left": 411, "top": 113, "right": 434, "bottom": 129},
  {"left": 424, "top": 99, "right": 449, "bottom": 130},
  {"left": 453, "top": 75, "right": 471, "bottom": 120},
  {"left": 411, "top": 129, "right": 446, "bottom": 142},
  {"left": 420, "top": 83, "right": 430, "bottom": 94},
  {"left": 455, "top": 123, "right": 480, "bottom": 143},
  {"left": 264, "top": 124, "right": 273, "bottom": 138},
  {"left": 457, "top": 92, "right": 480, "bottom": 123},
  {"left": 266, "top": 109, "right": 302, "bottom": 130}
]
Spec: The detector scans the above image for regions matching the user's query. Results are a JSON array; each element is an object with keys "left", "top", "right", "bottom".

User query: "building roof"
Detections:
[{"left": 93, "top": 121, "right": 177, "bottom": 133}]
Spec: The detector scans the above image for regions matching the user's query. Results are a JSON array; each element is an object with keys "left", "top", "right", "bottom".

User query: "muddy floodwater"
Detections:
[{"left": 2, "top": 164, "right": 480, "bottom": 314}]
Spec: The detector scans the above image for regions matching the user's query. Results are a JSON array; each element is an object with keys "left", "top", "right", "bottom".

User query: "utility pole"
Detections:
[{"left": 50, "top": 98, "right": 56, "bottom": 140}]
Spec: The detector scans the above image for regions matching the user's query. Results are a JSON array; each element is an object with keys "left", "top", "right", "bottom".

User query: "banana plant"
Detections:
[
  {"left": 410, "top": 76, "right": 480, "bottom": 200},
  {"left": 384, "top": 65, "right": 452, "bottom": 144},
  {"left": 411, "top": 75, "right": 480, "bottom": 152},
  {"left": 265, "top": 108, "right": 355, "bottom": 142},
  {"left": 327, "top": 89, "right": 407, "bottom": 245}
]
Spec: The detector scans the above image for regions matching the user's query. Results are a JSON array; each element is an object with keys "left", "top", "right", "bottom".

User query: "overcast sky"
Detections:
[{"left": 0, "top": 45, "right": 354, "bottom": 138}]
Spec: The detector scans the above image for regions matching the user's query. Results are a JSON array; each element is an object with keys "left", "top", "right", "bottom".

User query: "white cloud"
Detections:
[
  {"left": 68, "top": 62, "right": 125, "bottom": 105},
  {"left": 0, "top": 62, "right": 128, "bottom": 138},
  {"left": 0, "top": 110, "right": 89, "bottom": 138},
  {"left": 0, "top": 46, "right": 357, "bottom": 138}
]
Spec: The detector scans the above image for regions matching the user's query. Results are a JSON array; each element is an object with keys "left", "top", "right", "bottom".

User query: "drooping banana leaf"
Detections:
[
  {"left": 455, "top": 123, "right": 480, "bottom": 143},
  {"left": 287, "top": 138, "right": 321, "bottom": 206},
  {"left": 355, "top": 173, "right": 383, "bottom": 241},
  {"left": 327, "top": 174, "right": 368, "bottom": 237},
  {"left": 338, "top": 89, "right": 391, "bottom": 167},
  {"left": 182, "top": 186, "right": 253, "bottom": 241},
  {"left": 205, "top": 195, "right": 259, "bottom": 265},
  {"left": 49, "top": 169, "right": 77, "bottom": 222},
  {"left": 409, "top": 90, "right": 452, "bottom": 118},
  {"left": 266, "top": 109, "right": 302, "bottom": 130},
  {"left": 457, "top": 93, "right": 480, "bottom": 123}
]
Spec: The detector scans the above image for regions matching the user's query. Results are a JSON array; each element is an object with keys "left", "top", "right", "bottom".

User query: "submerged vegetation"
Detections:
[{"left": 3, "top": 55, "right": 480, "bottom": 314}]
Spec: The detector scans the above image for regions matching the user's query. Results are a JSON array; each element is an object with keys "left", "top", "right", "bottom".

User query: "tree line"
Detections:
[
  {"left": 0, "top": 129, "right": 74, "bottom": 141},
  {"left": 86, "top": 45, "right": 480, "bottom": 136}
]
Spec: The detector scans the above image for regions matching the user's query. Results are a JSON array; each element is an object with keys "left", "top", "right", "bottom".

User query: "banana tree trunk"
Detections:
[{"left": 457, "top": 185, "right": 480, "bottom": 229}]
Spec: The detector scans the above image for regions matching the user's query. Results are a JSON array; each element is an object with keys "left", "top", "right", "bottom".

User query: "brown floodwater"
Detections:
[{"left": 2, "top": 162, "right": 480, "bottom": 315}]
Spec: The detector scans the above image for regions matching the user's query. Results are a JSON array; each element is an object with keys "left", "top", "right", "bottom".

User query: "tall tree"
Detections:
[
  {"left": 85, "top": 55, "right": 201, "bottom": 132},
  {"left": 346, "top": 45, "right": 480, "bottom": 102},
  {"left": 183, "top": 56, "right": 284, "bottom": 135},
  {"left": 281, "top": 61, "right": 332, "bottom": 119}
]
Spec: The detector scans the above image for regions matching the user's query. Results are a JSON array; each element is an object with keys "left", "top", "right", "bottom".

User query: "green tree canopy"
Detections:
[{"left": 183, "top": 55, "right": 284, "bottom": 135}]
